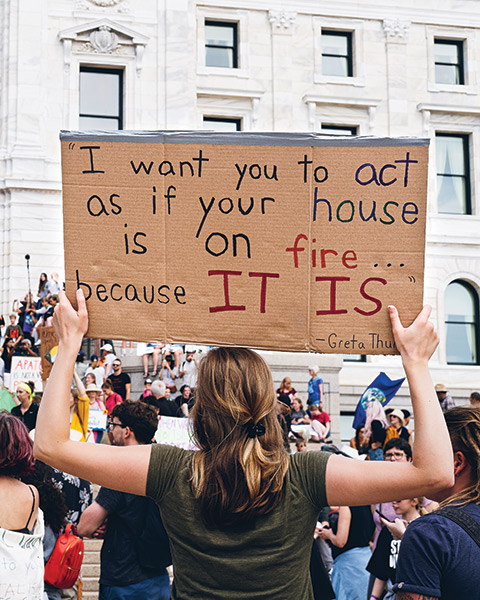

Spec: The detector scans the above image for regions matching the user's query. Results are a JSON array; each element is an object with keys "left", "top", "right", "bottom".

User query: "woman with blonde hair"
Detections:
[{"left": 33, "top": 291, "right": 454, "bottom": 600}]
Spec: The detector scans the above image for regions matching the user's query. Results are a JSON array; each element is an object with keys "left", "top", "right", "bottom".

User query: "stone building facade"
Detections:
[{"left": 1, "top": 0, "right": 479, "bottom": 439}]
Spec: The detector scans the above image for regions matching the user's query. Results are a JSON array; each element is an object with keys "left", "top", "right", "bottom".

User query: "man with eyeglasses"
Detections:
[
  {"left": 109, "top": 358, "right": 131, "bottom": 401},
  {"left": 77, "top": 401, "right": 170, "bottom": 599}
]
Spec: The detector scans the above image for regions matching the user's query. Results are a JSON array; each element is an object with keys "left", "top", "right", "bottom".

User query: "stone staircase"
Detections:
[{"left": 80, "top": 538, "right": 102, "bottom": 599}]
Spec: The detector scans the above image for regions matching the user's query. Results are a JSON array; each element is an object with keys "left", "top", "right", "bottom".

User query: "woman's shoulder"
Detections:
[
  {"left": 146, "top": 444, "right": 193, "bottom": 502},
  {"left": 287, "top": 450, "right": 331, "bottom": 508},
  {"left": 0, "top": 481, "right": 39, "bottom": 531}
]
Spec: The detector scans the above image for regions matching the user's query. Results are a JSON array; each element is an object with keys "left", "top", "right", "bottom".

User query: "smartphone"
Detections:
[{"left": 375, "top": 509, "right": 392, "bottom": 522}]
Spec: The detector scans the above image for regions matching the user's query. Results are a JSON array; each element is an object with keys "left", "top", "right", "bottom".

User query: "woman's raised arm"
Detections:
[
  {"left": 325, "top": 305, "right": 454, "bottom": 506},
  {"left": 33, "top": 290, "right": 151, "bottom": 496}
]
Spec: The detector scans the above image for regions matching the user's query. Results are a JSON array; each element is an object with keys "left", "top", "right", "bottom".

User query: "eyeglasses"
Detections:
[
  {"left": 384, "top": 451, "right": 407, "bottom": 460},
  {"left": 113, "top": 363, "right": 121, "bottom": 367},
  {"left": 107, "top": 420, "right": 126, "bottom": 430}
]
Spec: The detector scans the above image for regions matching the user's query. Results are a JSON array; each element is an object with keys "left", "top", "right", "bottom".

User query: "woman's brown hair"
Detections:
[
  {"left": 442, "top": 406, "right": 480, "bottom": 507},
  {"left": 190, "top": 347, "right": 289, "bottom": 529}
]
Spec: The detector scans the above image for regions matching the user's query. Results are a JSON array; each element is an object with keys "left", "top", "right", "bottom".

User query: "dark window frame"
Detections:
[
  {"left": 203, "top": 116, "right": 242, "bottom": 131},
  {"left": 205, "top": 20, "right": 238, "bottom": 69},
  {"left": 321, "top": 30, "right": 353, "bottom": 77},
  {"left": 79, "top": 66, "right": 124, "bottom": 130},
  {"left": 436, "top": 132, "right": 471, "bottom": 215},
  {"left": 445, "top": 280, "right": 480, "bottom": 366},
  {"left": 342, "top": 354, "right": 367, "bottom": 363},
  {"left": 321, "top": 124, "right": 358, "bottom": 136},
  {"left": 434, "top": 38, "right": 465, "bottom": 85}
]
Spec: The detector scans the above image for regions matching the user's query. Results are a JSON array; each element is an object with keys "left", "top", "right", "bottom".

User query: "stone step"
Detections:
[
  {"left": 82, "top": 563, "right": 100, "bottom": 578},
  {"left": 83, "top": 538, "right": 103, "bottom": 552},
  {"left": 81, "top": 576, "right": 100, "bottom": 592},
  {"left": 80, "top": 592, "right": 99, "bottom": 600}
]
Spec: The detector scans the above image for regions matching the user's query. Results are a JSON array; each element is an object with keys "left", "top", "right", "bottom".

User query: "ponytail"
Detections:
[
  {"left": 440, "top": 406, "right": 480, "bottom": 507},
  {"left": 190, "top": 347, "right": 289, "bottom": 529}
]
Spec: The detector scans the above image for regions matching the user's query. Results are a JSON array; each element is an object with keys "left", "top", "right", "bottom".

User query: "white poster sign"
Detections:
[
  {"left": 10, "top": 356, "right": 42, "bottom": 392},
  {"left": 88, "top": 409, "right": 108, "bottom": 431},
  {"left": 154, "top": 416, "right": 197, "bottom": 451}
]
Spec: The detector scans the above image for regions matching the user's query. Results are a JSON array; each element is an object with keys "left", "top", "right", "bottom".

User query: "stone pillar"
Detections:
[
  {"left": 268, "top": 9, "right": 297, "bottom": 131},
  {"left": 382, "top": 19, "right": 411, "bottom": 136}
]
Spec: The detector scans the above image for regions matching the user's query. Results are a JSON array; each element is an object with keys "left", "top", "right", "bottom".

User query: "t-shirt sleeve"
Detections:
[
  {"left": 146, "top": 444, "right": 190, "bottom": 505},
  {"left": 290, "top": 451, "right": 330, "bottom": 510},
  {"left": 393, "top": 516, "right": 446, "bottom": 597},
  {"left": 95, "top": 487, "right": 122, "bottom": 514},
  {"left": 366, "top": 526, "right": 391, "bottom": 580}
]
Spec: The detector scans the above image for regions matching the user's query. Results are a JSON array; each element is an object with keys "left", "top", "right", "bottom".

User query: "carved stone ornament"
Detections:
[
  {"left": 76, "top": 0, "right": 130, "bottom": 13},
  {"left": 59, "top": 19, "right": 149, "bottom": 75},
  {"left": 268, "top": 10, "right": 297, "bottom": 30},
  {"left": 89, "top": 25, "right": 118, "bottom": 53},
  {"left": 84, "top": 0, "right": 122, "bottom": 6},
  {"left": 383, "top": 19, "right": 410, "bottom": 41}
]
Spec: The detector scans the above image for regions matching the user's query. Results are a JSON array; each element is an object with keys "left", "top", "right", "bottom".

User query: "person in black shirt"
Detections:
[
  {"left": 13, "top": 338, "right": 38, "bottom": 357},
  {"left": 108, "top": 359, "right": 131, "bottom": 401},
  {"left": 77, "top": 401, "right": 170, "bottom": 599},
  {"left": 147, "top": 380, "right": 180, "bottom": 417},
  {"left": 11, "top": 382, "right": 40, "bottom": 431},
  {"left": 367, "top": 498, "right": 424, "bottom": 600}
]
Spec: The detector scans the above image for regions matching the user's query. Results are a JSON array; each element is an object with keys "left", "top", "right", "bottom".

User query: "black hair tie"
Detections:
[{"left": 244, "top": 421, "right": 266, "bottom": 438}]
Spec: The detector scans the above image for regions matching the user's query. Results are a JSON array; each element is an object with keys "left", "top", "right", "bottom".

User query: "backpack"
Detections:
[
  {"left": 134, "top": 497, "right": 172, "bottom": 571},
  {"left": 44, "top": 524, "right": 84, "bottom": 588}
]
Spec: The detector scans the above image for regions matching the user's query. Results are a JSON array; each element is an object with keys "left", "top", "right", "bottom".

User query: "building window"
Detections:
[
  {"left": 205, "top": 21, "right": 238, "bottom": 68},
  {"left": 445, "top": 280, "right": 479, "bottom": 365},
  {"left": 79, "top": 67, "right": 123, "bottom": 130},
  {"left": 436, "top": 133, "right": 471, "bottom": 214},
  {"left": 340, "top": 412, "right": 356, "bottom": 443},
  {"left": 321, "top": 124, "right": 358, "bottom": 136},
  {"left": 434, "top": 39, "right": 464, "bottom": 85},
  {"left": 322, "top": 31, "right": 353, "bottom": 77},
  {"left": 203, "top": 117, "right": 242, "bottom": 131},
  {"left": 341, "top": 354, "right": 366, "bottom": 362}
]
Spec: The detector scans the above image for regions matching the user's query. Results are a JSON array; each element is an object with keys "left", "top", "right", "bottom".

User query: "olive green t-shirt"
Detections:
[{"left": 146, "top": 444, "right": 330, "bottom": 600}]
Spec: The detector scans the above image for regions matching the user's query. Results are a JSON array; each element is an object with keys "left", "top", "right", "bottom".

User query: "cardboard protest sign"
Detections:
[
  {"left": 38, "top": 326, "right": 59, "bottom": 379},
  {"left": 61, "top": 131, "right": 428, "bottom": 354},
  {"left": 11, "top": 356, "right": 42, "bottom": 392},
  {"left": 155, "top": 416, "right": 197, "bottom": 451}
]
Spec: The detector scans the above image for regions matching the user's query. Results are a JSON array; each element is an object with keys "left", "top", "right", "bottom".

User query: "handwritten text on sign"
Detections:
[{"left": 61, "top": 132, "right": 428, "bottom": 354}]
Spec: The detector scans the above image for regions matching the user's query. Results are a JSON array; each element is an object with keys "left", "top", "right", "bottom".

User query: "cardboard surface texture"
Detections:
[
  {"left": 39, "top": 326, "right": 59, "bottom": 379},
  {"left": 61, "top": 131, "right": 429, "bottom": 355}
]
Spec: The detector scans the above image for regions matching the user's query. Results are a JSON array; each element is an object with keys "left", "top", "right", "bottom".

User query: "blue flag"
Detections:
[{"left": 352, "top": 372, "right": 405, "bottom": 430}]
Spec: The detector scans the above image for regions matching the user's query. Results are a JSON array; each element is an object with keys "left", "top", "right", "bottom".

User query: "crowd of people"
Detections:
[{"left": 1, "top": 282, "right": 480, "bottom": 600}]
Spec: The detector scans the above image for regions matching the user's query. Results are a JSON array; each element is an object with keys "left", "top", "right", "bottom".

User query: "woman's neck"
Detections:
[{"left": 402, "top": 507, "right": 420, "bottom": 522}]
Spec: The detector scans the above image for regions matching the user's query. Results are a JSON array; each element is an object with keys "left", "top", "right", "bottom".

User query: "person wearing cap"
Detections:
[
  {"left": 86, "top": 353, "right": 105, "bottom": 388},
  {"left": 139, "top": 378, "right": 153, "bottom": 401},
  {"left": 389, "top": 409, "right": 411, "bottom": 442},
  {"left": 307, "top": 365, "right": 324, "bottom": 406},
  {"left": 11, "top": 382, "right": 39, "bottom": 431},
  {"left": 101, "top": 343, "right": 117, "bottom": 380},
  {"left": 435, "top": 383, "right": 455, "bottom": 413},
  {"left": 13, "top": 337, "right": 38, "bottom": 357}
]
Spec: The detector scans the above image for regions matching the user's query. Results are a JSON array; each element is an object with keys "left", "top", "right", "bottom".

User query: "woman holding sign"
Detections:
[{"left": 33, "top": 290, "right": 453, "bottom": 600}]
